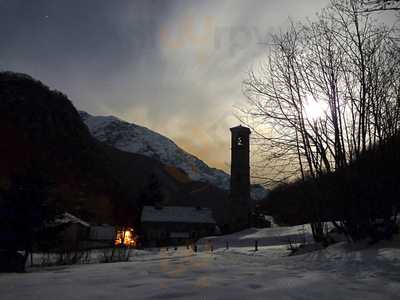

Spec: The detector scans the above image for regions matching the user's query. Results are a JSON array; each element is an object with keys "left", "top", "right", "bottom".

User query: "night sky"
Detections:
[{"left": 0, "top": 0, "right": 328, "bottom": 171}]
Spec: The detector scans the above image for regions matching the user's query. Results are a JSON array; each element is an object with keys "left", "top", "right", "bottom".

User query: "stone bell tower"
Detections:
[{"left": 229, "top": 125, "right": 251, "bottom": 229}]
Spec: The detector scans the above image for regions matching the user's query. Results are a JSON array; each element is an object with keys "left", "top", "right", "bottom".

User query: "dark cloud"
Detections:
[
  {"left": 0, "top": 0, "right": 329, "bottom": 170},
  {"left": 0, "top": 0, "right": 168, "bottom": 80}
]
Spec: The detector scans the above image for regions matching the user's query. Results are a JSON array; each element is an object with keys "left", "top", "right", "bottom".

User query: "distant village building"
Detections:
[
  {"left": 50, "top": 212, "right": 90, "bottom": 249},
  {"left": 89, "top": 225, "right": 115, "bottom": 241},
  {"left": 140, "top": 206, "right": 217, "bottom": 246},
  {"left": 89, "top": 224, "right": 116, "bottom": 247},
  {"left": 45, "top": 213, "right": 139, "bottom": 249},
  {"left": 48, "top": 214, "right": 120, "bottom": 249}
]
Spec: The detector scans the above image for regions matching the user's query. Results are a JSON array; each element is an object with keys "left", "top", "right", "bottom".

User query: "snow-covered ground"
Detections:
[
  {"left": 1, "top": 226, "right": 400, "bottom": 299},
  {"left": 198, "top": 224, "right": 314, "bottom": 249}
]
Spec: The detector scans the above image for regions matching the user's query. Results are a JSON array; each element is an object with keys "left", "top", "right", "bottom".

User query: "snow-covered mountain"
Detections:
[
  {"left": 80, "top": 111, "right": 230, "bottom": 187},
  {"left": 80, "top": 111, "right": 268, "bottom": 200}
]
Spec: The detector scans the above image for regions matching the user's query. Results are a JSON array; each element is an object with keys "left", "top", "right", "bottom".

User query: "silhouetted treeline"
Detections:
[{"left": 263, "top": 134, "right": 400, "bottom": 241}]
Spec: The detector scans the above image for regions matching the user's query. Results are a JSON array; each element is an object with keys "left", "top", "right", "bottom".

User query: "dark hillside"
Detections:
[
  {"left": 262, "top": 133, "right": 400, "bottom": 239},
  {"left": 0, "top": 72, "right": 229, "bottom": 226}
]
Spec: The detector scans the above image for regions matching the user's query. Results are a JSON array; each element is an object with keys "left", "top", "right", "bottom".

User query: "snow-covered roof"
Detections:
[
  {"left": 141, "top": 206, "right": 216, "bottom": 224},
  {"left": 53, "top": 212, "right": 90, "bottom": 227}
]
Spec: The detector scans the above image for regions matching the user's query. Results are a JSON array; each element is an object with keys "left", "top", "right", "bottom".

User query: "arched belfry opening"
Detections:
[{"left": 229, "top": 125, "right": 251, "bottom": 230}]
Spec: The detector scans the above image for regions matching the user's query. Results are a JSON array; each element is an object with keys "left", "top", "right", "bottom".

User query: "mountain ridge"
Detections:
[
  {"left": 80, "top": 111, "right": 231, "bottom": 189},
  {"left": 80, "top": 111, "right": 268, "bottom": 200},
  {"left": 0, "top": 71, "right": 232, "bottom": 226}
]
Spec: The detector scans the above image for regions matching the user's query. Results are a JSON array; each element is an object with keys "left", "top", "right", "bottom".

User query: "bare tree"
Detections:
[
  {"left": 241, "top": 0, "right": 400, "bottom": 241},
  {"left": 357, "top": 0, "right": 400, "bottom": 12}
]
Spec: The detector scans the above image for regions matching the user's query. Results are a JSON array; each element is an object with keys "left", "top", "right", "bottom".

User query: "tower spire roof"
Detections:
[{"left": 230, "top": 124, "right": 251, "bottom": 133}]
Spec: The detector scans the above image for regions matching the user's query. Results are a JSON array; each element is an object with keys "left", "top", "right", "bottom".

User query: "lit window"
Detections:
[{"left": 115, "top": 228, "right": 137, "bottom": 247}]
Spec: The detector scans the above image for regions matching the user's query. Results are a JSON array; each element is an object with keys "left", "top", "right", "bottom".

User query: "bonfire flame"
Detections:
[{"left": 115, "top": 228, "right": 137, "bottom": 247}]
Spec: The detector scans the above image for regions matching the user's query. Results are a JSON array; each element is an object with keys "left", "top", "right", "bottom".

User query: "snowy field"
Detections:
[{"left": 1, "top": 226, "right": 400, "bottom": 300}]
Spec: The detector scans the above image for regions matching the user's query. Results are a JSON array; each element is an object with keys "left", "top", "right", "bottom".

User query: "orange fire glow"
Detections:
[{"left": 115, "top": 228, "right": 137, "bottom": 247}]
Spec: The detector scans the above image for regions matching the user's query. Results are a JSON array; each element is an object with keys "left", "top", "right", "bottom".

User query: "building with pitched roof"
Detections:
[{"left": 140, "top": 206, "right": 217, "bottom": 246}]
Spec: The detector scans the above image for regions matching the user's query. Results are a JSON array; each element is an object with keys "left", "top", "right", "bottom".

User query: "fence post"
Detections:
[
  {"left": 255, "top": 240, "right": 258, "bottom": 251},
  {"left": 226, "top": 241, "right": 229, "bottom": 250}
]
